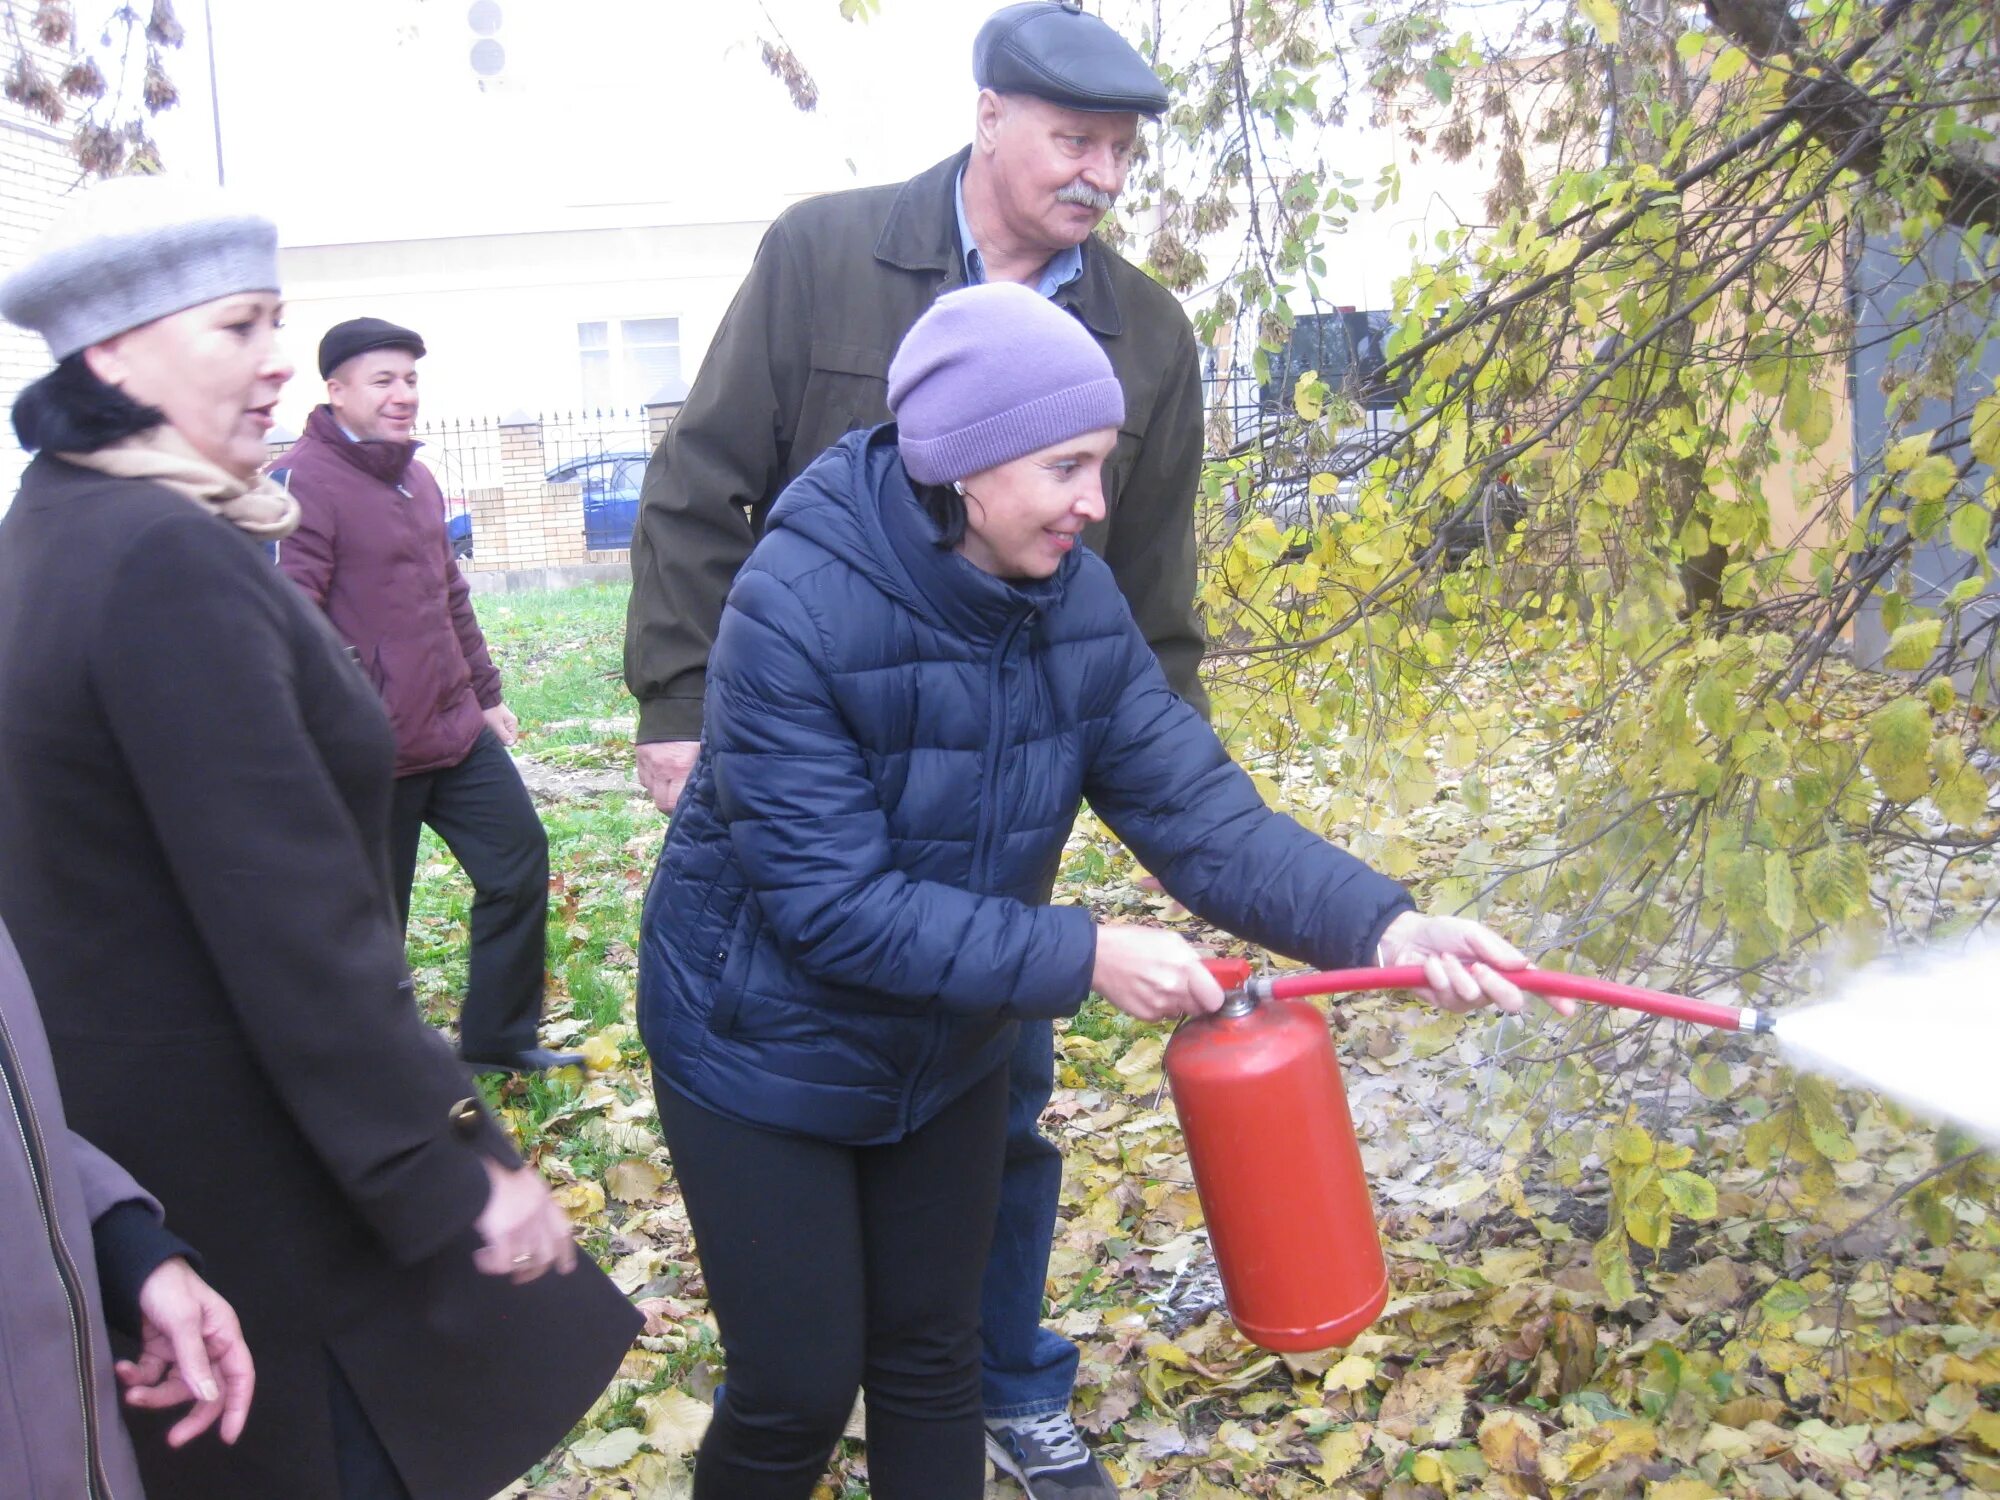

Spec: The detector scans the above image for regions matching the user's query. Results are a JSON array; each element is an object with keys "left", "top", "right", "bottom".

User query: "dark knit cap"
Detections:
[
  {"left": 888, "top": 282, "right": 1125, "bottom": 485},
  {"left": 318, "top": 317, "right": 426, "bottom": 379}
]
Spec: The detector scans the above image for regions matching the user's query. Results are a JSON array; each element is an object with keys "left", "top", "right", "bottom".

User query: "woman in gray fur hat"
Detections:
[{"left": 0, "top": 175, "right": 639, "bottom": 1500}]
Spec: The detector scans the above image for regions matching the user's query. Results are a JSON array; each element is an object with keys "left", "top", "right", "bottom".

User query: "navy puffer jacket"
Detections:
[{"left": 639, "top": 426, "right": 1413, "bottom": 1145}]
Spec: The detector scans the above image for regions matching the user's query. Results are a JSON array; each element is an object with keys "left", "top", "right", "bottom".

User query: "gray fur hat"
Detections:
[{"left": 0, "top": 175, "right": 279, "bottom": 361}]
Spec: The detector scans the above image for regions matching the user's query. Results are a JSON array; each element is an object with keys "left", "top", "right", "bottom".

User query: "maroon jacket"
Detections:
[{"left": 277, "top": 405, "right": 501, "bottom": 776}]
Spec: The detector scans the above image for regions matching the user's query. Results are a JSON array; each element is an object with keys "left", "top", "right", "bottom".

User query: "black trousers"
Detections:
[
  {"left": 388, "top": 728, "right": 548, "bottom": 1055},
  {"left": 657, "top": 1067, "right": 1009, "bottom": 1500}
]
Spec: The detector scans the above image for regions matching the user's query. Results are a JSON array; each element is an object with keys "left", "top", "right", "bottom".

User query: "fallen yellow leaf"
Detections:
[
  {"left": 1323, "top": 1354, "right": 1376, "bottom": 1393},
  {"left": 1377, "top": 1365, "right": 1468, "bottom": 1446},
  {"left": 1645, "top": 1479, "right": 1720, "bottom": 1500},
  {"left": 1566, "top": 1419, "right": 1658, "bottom": 1481},
  {"left": 605, "top": 1156, "right": 666, "bottom": 1204},
  {"left": 554, "top": 1180, "right": 607, "bottom": 1219},
  {"left": 1314, "top": 1426, "right": 1367, "bottom": 1483},
  {"left": 639, "top": 1388, "right": 713, "bottom": 1460},
  {"left": 1478, "top": 1409, "right": 1542, "bottom": 1475}
]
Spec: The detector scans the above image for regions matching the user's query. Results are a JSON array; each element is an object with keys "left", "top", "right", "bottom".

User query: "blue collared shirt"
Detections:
[{"left": 954, "top": 169, "right": 1084, "bottom": 299}]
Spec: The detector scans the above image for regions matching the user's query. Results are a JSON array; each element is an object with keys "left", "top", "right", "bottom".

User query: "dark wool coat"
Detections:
[
  {"left": 625, "top": 147, "right": 1209, "bottom": 742},
  {"left": 277, "top": 404, "right": 502, "bottom": 777},
  {"left": 640, "top": 427, "right": 1414, "bottom": 1145},
  {"left": 0, "top": 456, "right": 639, "bottom": 1500}
]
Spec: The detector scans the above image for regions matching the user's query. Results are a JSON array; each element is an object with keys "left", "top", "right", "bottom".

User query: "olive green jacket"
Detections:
[{"left": 624, "top": 148, "right": 1208, "bottom": 741}]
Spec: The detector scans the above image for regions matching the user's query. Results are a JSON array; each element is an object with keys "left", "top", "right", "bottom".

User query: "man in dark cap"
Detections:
[
  {"left": 624, "top": 4, "right": 1202, "bottom": 1493},
  {"left": 277, "top": 318, "right": 582, "bottom": 1076}
]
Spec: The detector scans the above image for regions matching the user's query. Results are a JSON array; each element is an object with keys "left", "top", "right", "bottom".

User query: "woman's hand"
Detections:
[
  {"left": 1376, "top": 911, "right": 1569, "bottom": 1016},
  {"left": 1092, "top": 925, "right": 1227, "bottom": 1021},
  {"left": 472, "top": 1158, "right": 579, "bottom": 1284},
  {"left": 116, "top": 1257, "right": 256, "bottom": 1448}
]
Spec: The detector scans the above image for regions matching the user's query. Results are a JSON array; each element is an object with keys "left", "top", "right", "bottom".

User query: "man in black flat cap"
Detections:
[
  {"left": 624, "top": 4, "right": 1201, "bottom": 1493},
  {"left": 278, "top": 318, "right": 582, "bottom": 1077}
]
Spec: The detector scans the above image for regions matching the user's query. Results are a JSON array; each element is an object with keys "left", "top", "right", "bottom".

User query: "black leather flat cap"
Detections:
[{"left": 973, "top": 1, "right": 1168, "bottom": 116}]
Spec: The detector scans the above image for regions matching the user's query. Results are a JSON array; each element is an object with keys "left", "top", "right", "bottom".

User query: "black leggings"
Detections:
[{"left": 656, "top": 1067, "right": 1009, "bottom": 1500}]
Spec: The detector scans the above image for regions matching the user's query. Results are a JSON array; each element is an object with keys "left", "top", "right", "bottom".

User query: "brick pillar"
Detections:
[
  {"left": 466, "top": 486, "right": 506, "bottom": 568},
  {"left": 644, "top": 399, "right": 683, "bottom": 450},
  {"left": 543, "top": 480, "right": 588, "bottom": 566},
  {"left": 496, "top": 414, "right": 547, "bottom": 573},
  {"left": 492, "top": 414, "right": 593, "bottom": 572}
]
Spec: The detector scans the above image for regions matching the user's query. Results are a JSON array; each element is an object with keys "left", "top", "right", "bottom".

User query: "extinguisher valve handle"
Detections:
[{"left": 1217, "top": 976, "right": 1273, "bottom": 1018}]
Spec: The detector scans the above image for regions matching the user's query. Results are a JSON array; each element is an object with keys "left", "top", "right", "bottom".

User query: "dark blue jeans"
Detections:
[{"left": 979, "top": 1018, "right": 1079, "bottom": 1419}]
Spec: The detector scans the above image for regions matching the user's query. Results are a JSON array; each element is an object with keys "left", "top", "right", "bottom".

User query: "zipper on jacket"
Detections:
[
  {"left": 904, "top": 611, "right": 1031, "bottom": 1134},
  {"left": 965, "top": 612, "right": 1031, "bottom": 887},
  {"left": 0, "top": 1006, "right": 112, "bottom": 1500}
]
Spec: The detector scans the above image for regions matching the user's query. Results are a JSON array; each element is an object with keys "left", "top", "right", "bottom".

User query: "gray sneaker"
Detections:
[{"left": 985, "top": 1411, "right": 1118, "bottom": 1499}]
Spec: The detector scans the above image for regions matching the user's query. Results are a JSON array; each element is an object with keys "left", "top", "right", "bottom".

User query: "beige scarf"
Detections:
[{"left": 59, "top": 426, "right": 301, "bottom": 539}]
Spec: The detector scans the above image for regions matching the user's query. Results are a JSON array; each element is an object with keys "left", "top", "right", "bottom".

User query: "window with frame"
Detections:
[{"left": 578, "top": 317, "right": 681, "bottom": 409}]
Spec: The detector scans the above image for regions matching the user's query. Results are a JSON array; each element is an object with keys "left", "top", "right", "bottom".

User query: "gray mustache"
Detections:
[{"left": 1055, "top": 181, "right": 1116, "bottom": 212}]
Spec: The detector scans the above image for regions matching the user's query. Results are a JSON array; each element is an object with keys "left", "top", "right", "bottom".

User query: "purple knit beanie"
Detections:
[{"left": 888, "top": 282, "right": 1125, "bottom": 485}]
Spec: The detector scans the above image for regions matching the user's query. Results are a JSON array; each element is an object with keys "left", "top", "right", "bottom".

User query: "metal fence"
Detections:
[
  {"left": 399, "top": 372, "right": 1401, "bottom": 565},
  {"left": 404, "top": 376, "right": 1346, "bottom": 494},
  {"left": 411, "top": 415, "right": 504, "bottom": 503},
  {"left": 1202, "top": 364, "right": 1268, "bottom": 454},
  {"left": 411, "top": 410, "right": 655, "bottom": 553},
  {"left": 541, "top": 409, "right": 653, "bottom": 474}
]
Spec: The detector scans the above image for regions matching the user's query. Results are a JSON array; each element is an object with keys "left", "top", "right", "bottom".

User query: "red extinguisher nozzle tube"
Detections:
[{"left": 1259, "top": 965, "right": 1758, "bottom": 1032}]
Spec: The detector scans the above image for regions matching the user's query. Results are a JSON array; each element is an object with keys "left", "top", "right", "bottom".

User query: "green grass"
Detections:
[
  {"left": 476, "top": 582, "right": 635, "bottom": 766},
  {"left": 406, "top": 581, "right": 658, "bottom": 1050}
]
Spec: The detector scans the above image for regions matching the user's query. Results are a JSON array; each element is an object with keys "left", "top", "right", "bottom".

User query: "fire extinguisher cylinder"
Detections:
[{"left": 1164, "top": 982, "right": 1389, "bottom": 1352}]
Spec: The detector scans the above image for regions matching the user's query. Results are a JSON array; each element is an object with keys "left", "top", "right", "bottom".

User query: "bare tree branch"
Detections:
[{"left": 1703, "top": 0, "right": 2000, "bottom": 232}]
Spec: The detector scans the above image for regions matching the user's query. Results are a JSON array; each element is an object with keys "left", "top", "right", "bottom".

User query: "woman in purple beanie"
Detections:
[{"left": 639, "top": 280, "right": 1539, "bottom": 1499}]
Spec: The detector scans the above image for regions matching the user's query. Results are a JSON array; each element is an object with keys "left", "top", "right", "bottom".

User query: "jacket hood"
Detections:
[{"left": 766, "top": 424, "right": 1072, "bottom": 643}]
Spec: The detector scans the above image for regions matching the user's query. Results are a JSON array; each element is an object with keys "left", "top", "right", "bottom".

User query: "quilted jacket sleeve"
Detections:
[
  {"left": 706, "top": 568, "right": 1098, "bottom": 1019},
  {"left": 1082, "top": 611, "right": 1415, "bottom": 971}
]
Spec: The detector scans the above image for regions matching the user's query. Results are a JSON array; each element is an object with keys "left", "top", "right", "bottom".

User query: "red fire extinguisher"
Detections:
[{"left": 1163, "top": 957, "right": 1389, "bottom": 1353}]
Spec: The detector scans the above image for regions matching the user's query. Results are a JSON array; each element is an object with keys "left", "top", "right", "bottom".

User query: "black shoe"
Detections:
[{"left": 459, "top": 1046, "right": 587, "bottom": 1074}]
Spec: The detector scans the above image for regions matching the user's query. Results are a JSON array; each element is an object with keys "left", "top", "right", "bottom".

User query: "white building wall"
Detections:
[{"left": 272, "top": 218, "right": 774, "bottom": 434}]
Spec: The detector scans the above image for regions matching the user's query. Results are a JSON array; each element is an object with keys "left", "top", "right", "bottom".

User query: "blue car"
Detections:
[
  {"left": 548, "top": 451, "right": 650, "bottom": 553},
  {"left": 441, "top": 451, "right": 650, "bottom": 561}
]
